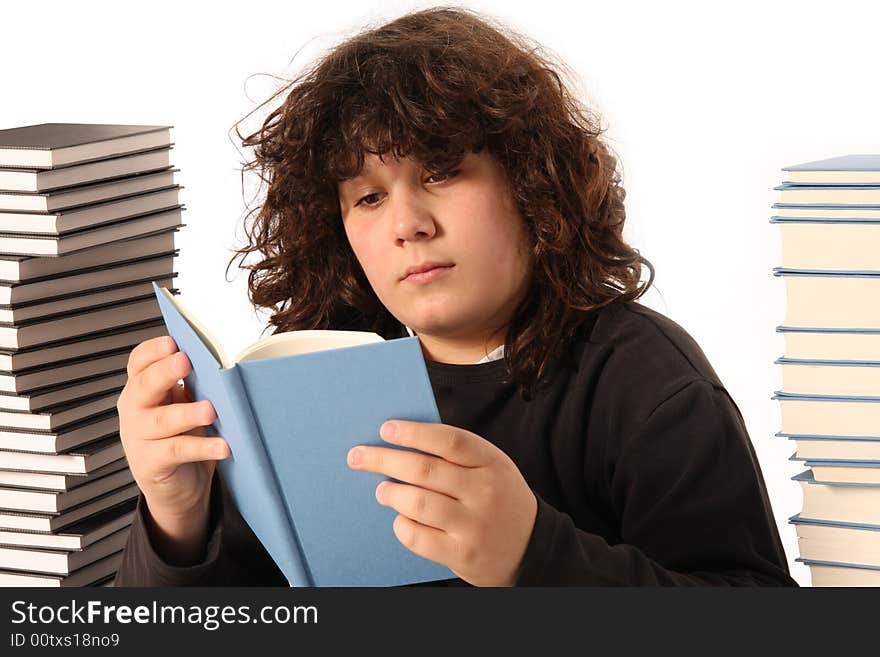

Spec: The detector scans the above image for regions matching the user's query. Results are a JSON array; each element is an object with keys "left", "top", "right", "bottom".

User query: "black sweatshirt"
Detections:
[{"left": 114, "top": 301, "right": 797, "bottom": 587}]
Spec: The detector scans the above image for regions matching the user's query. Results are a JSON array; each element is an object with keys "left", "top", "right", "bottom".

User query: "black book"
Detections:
[
  {"left": 0, "top": 254, "right": 176, "bottom": 306},
  {"left": 0, "top": 467, "right": 133, "bottom": 514},
  {"left": 0, "top": 369, "right": 127, "bottom": 412},
  {"left": 0, "top": 229, "right": 176, "bottom": 282},
  {"left": 0, "top": 526, "right": 131, "bottom": 575},
  {"left": 0, "top": 407, "right": 119, "bottom": 452},
  {"left": 1, "top": 347, "right": 132, "bottom": 394},
  {"left": 0, "top": 457, "right": 128, "bottom": 492},
  {"left": 0, "top": 168, "right": 176, "bottom": 213},
  {"left": 0, "top": 550, "right": 124, "bottom": 586},
  {"left": 0, "top": 482, "right": 138, "bottom": 532},
  {"left": 0, "top": 146, "right": 172, "bottom": 192},
  {"left": 0, "top": 389, "right": 121, "bottom": 433},
  {"left": 0, "top": 293, "right": 168, "bottom": 350},
  {"left": 0, "top": 186, "right": 181, "bottom": 234},
  {"left": 0, "top": 273, "right": 177, "bottom": 324},
  {"left": 0, "top": 434, "right": 127, "bottom": 476},
  {"left": 0, "top": 321, "right": 164, "bottom": 376},
  {"left": 0, "top": 498, "right": 136, "bottom": 550},
  {"left": 0, "top": 206, "right": 182, "bottom": 257},
  {"left": 0, "top": 123, "right": 170, "bottom": 169}
]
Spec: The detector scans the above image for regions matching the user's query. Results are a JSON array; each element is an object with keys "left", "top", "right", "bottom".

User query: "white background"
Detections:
[{"left": 4, "top": 0, "right": 880, "bottom": 587}]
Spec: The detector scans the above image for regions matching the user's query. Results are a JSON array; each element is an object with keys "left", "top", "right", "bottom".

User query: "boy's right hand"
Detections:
[{"left": 117, "top": 335, "right": 230, "bottom": 563}]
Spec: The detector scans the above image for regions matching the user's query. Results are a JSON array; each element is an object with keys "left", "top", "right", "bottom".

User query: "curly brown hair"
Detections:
[{"left": 228, "top": 6, "right": 653, "bottom": 400}]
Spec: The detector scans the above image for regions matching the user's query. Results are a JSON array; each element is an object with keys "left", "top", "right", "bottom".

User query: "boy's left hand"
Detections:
[{"left": 347, "top": 419, "right": 537, "bottom": 587}]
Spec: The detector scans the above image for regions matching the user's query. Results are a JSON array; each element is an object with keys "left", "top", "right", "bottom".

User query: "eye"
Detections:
[
  {"left": 355, "top": 192, "right": 384, "bottom": 208},
  {"left": 425, "top": 169, "right": 460, "bottom": 184}
]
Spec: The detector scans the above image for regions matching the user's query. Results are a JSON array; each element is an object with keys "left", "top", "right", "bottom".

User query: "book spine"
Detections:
[{"left": 217, "top": 366, "right": 313, "bottom": 587}]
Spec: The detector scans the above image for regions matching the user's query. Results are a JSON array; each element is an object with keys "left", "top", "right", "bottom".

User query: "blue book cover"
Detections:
[
  {"left": 775, "top": 183, "right": 880, "bottom": 190},
  {"left": 151, "top": 282, "right": 454, "bottom": 586},
  {"left": 789, "top": 513, "right": 880, "bottom": 531},
  {"left": 776, "top": 325, "right": 880, "bottom": 335},
  {"left": 783, "top": 155, "right": 880, "bottom": 172},
  {"left": 775, "top": 357, "right": 880, "bottom": 367},
  {"left": 772, "top": 267, "right": 880, "bottom": 278},
  {"left": 796, "top": 557, "right": 880, "bottom": 572},
  {"left": 778, "top": 432, "right": 880, "bottom": 442},
  {"left": 791, "top": 468, "right": 880, "bottom": 487}
]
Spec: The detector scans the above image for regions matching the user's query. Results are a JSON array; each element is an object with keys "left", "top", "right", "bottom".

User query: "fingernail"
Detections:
[
  {"left": 380, "top": 421, "right": 397, "bottom": 441},
  {"left": 214, "top": 442, "right": 228, "bottom": 458},
  {"left": 348, "top": 447, "right": 362, "bottom": 466},
  {"left": 376, "top": 481, "right": 388, "bottom": 503}
]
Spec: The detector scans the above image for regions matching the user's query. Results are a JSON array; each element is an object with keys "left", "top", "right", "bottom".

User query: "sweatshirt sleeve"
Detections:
[
  {"left": 514, "top": 379, "right": 797, "bottom": 586},
  {"left": 113, "top": 469, "right": 286, "bottom": 587}
]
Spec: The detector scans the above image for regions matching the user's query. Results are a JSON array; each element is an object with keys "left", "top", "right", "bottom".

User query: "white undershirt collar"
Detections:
[{"left": 404, "top": 326, "right": 505, "bottom": 364}]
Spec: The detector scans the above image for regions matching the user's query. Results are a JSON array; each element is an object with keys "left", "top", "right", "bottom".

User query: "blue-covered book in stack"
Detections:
[{"left": 772, "top": 154, "right": 880, "bottom": 586}]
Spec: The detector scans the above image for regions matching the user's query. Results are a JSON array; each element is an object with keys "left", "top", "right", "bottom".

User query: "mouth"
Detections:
[{"left": 402, "top": 264, "right": 455, "bottom": 284}]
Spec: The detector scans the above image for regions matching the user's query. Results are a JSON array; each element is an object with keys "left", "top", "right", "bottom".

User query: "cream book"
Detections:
[
  {"left": 773, "top": 220, "right": 880, "bottom": 271},
  {"left": 777, "top": 358, "right": 880, "bottom": 397},
  {"left": 794, "top": 470, "right": 880, "bottom": 525},
  {"left": 773, "top": 393, "right": 880, "bottom": 438},
  {"left": 775, "top": 271, "right": 880, "bottom": 329},
  {"left": 778, "top": 327, "right": 880, "bottom": 362}
]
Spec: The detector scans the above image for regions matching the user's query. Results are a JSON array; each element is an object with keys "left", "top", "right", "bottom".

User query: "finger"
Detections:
[
  {"left": 391, "top": 513, "right": 457, "bottom": 570},
  {"left": 380, "top": 421, "right": 492, "bottom": 467},
  {"left": 155, "top": 434, "right": 230, "bottom": 467},
  {"left": 133, "top": 349, "right": 193, "bottom": 409},
  {"left": 376, "top": 481, "right": 466, "bottom": 531},
  {"left": 348, "top": 446, "right": 464, "bottom": 499},
  {"left": 140, "top": 399, "right": 217, "bottom": 441},
  {"left": 126, "top": 335, "right": 178, "bottom": 379}
]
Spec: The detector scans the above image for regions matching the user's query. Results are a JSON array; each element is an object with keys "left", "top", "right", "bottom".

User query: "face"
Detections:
[{"left": 338, "top": 150, "right": 533, "bottom": 344}]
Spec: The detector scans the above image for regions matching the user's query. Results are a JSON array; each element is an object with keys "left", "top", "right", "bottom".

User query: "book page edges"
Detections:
[
  {"left": 153, "top": 284, "right": 230, "bottom": 368},
  {"left": 153, "top": 283, "right": 384, "bottom": 367}
]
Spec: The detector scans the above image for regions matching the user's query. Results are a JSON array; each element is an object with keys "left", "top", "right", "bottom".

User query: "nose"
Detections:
[{"left": 390, "top": 187, "right": 437, "bottom": 244}]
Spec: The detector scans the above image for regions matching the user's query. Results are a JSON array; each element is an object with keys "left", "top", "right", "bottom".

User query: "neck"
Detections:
[{"left": 413, "top": 327, "right": 506, "bottom": 365}]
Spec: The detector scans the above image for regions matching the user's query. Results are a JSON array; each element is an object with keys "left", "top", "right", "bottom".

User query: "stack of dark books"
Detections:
[{"left": 0, "top": 123, "right": 182, "bottom": 586}]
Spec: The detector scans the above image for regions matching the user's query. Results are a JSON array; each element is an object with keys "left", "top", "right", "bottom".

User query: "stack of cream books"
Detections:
[
  {"left": 772, "top": 154, "right": 880, "bottom": 587},
  {"left": 0, "top": 123, "right": 183, "bottom": 586}
]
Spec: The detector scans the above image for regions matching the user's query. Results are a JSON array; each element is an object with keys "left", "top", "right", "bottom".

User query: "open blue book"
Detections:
[{"left": 152, "top": 282, "right": 454, "bottom": 586}]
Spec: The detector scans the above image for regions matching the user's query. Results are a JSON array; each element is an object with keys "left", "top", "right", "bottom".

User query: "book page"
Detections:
[
  {"left": 234, "top": 330, "right": 383, "bottom": 363},
  {"left": 155, "top": 285, "right": 230, "bottom": 368},
  {"left": 155, "top": 284, "right": 384, "bottom": 367}
]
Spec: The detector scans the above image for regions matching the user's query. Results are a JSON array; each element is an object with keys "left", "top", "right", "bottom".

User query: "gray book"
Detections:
[
  {"left": 0, "top": 526, "right": 131, "bottom": 575},
  {"left": 0, "top": 498, "right": 136, "bottom": 550},
  {"left": 0, "top": 389, "right": 121, "bottom": 433},
  {"left": 0, "top": 482, "right": 138, "bottom": 531},
  {"left": 0, "top": 123, "right": 170, "bottom": 169},
  {"left": 0, "top": 273, "right": 176, "bottom": 323},
  {"left": 0, "top": 369, "right": 127, "bottom": 412},
  {"left": 0, "top": 348, "right": 132, "bottom": 394},
  {"left": 0, "top": 550, "right": 123, "bottom": 586},
  {"left": 0, "top": 467, "right": 134, "bottom": 514},
  {"left": 0, "top": 434, "right": 125, "bottom": 476},
  {"left": 0, "top": 254, "right": 176, "bottom": 305},
  {"left": 0, "top": 207, "right": 183, "bottom": 257},
  {"left": 0, "top": 457, "right": 128, "bottom": 492},
  {"left": 0, "top": 186, "right": 181, "bottom": 234},
  {"left": 0, "top": 146, "right": 173, "bottom": 192},
  {"left": 0, "top": 229, "right": 176, "bottom": 283},
  {"left": 0, "top": 168, "right": 176, "bottom": 213},
  {"left": 0, "top": 408, "right": 119, "bottom": 453},
  {"left": 0, "top": 294, "right": 168, "bottom": 350}
]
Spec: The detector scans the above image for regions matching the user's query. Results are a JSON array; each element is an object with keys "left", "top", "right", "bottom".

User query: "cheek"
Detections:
[{"left": 345, "top": 224, "right": 388, "bottom": 286}]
